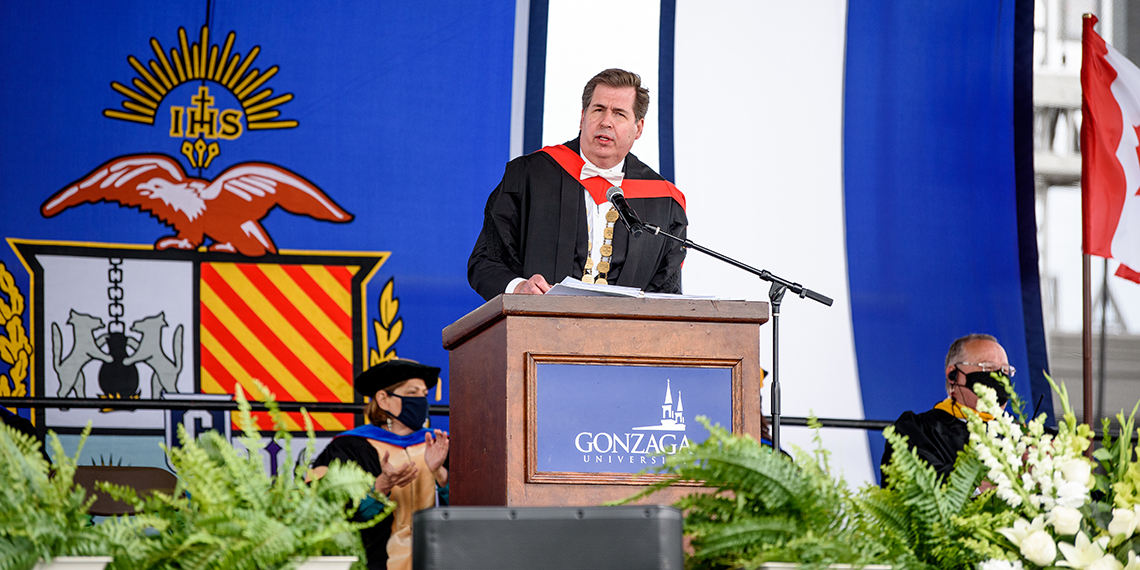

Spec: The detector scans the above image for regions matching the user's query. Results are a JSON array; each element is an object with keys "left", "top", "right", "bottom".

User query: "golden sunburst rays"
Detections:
[{"left": 103, "top": 26, "right": 297, "bottom": 131}]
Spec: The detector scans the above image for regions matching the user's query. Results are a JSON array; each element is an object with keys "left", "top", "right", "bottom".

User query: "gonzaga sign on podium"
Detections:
[{"left": 534, "top": 363, "right": 732, "bottom": 475}]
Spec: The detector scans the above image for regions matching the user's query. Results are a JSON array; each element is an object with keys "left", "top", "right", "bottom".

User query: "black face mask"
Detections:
[
  {"left": 385, "top": 393, "right": 429, "bottom": 430},
  {"left": 962, "top": 370, "right": 1010, "bottom": 406}
]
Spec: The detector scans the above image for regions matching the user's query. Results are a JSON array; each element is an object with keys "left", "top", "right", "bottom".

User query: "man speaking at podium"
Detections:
[{"left": 468, "top": 68, "right": 688, "bottom": 301}]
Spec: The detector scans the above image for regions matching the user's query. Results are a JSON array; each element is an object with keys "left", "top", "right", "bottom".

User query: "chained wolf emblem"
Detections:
[
  {"left": 51, "top": 310, "right": 183, "bottom": 398},
  {"left": 51, "top": 310, "right": 114, "bottom": 398},
  {"left": 123, "top": 312, "right": 183, "bottom": 396}
]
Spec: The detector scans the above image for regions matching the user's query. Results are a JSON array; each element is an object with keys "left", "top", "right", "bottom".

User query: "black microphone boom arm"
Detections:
[
  {"left": 641, "top": 221, "right": 832, "bottom": 452},
  {"left": 641, "top": 223, "right": 833, "bottom": 306}
]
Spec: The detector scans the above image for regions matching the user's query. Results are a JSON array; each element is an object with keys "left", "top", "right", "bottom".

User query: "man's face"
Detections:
[
  {"left": 579, "top": 84, "right": 644, "bottom": 170},
  {"left": 946, "top": 340, "right": 1010, "bottom": 409}
]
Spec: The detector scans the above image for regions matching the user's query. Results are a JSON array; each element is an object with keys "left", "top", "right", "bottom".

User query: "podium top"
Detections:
[{"left": 442, "top": 294, "right": 769, "bottom": 350}]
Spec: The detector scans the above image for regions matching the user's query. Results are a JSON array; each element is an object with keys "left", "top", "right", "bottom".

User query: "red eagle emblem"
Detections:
[{"left": 41, "top": 154, "right": 353, "bottom": 256}]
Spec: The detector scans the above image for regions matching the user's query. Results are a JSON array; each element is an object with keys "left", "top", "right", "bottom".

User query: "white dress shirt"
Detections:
[{"left": 504, "top": 152, "right": 623, "bottom": 294}]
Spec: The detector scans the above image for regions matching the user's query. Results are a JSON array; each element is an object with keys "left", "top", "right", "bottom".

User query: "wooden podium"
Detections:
[{"left": 442, "top": 294, "right": 769, "bottom": 507}]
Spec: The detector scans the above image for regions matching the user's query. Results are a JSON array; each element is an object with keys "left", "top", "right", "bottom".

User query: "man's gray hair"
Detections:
[{"left": 944, "top": 333, "right": 1000, "bottom": 368}]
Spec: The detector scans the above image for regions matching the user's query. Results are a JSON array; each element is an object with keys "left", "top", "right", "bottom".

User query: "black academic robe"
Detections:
[
  {"left": 879, "top": 407, "right": 969, "bottom": 488},
  {"left": 468, "top": 138, "right": 688, "bottom": 301},
  {"left": 313, "top": 437, "right": 392, "bottom": 570},
  {"left": 313, "top": 431, "right": 448, "bottom": 570}
]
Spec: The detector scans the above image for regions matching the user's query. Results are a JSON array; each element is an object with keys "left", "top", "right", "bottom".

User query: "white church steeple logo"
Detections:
[{"left": 633, "top": 379, "right": 685, "bottom": 432}]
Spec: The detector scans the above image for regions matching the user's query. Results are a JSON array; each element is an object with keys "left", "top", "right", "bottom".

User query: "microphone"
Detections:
[{"left": 605, "top": 187, "right": 644, "bottom": 237}]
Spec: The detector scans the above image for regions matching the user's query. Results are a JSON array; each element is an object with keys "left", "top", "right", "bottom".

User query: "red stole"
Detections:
[{"left": 538, "top": 144, "right": 687, "bottom": 210}]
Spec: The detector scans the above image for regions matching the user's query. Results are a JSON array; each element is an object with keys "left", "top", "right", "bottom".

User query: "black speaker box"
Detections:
[{"left": 412, "top": 505, "right": 683, "bottom": 570}]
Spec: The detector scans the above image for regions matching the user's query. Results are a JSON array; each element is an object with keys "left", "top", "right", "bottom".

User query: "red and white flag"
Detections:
[{"left": 1081, "top": 15, "right": 1140, "bottom": 283}]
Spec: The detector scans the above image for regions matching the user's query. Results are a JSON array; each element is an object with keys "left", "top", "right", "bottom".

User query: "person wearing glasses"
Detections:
[{"left": 879, "top": 333, "right": 1014, "bottom": 487}]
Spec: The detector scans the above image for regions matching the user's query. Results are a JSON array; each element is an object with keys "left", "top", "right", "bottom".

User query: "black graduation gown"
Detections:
[
  {"left": 468, "top": 138, "right": 688, "bottom": 302},
  {"left": 879, "top": 407, "right": 970, "bottom": 488},
  {"left": 313, "top": 437, "right": 391, "bottom": 570}
]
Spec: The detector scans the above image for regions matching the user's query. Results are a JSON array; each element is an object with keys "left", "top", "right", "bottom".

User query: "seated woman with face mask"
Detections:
[{"left": 309, "top": 359, "right": 449, "bottom": 570}]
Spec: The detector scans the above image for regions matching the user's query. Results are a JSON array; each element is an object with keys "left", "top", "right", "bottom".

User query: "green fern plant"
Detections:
[
  {"left": 865, "top": 425, "right": 1000, "bottom": 569},
  {"left": 616, "top": 417, "right": 910, "bottom": 569},
  {"left": 98, "top": 382, "right": 392, "bottom": 570},
  {"left": 615, "top": 416, "right": 1009, "bottom": 569},
  {"left": 0, "top": 421, "right": 113, "bottom": 570}
]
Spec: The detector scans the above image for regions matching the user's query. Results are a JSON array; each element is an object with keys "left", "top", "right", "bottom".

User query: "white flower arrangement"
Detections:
[
  {"left": 1051, "top": 506, "right": 1084, "bottom": 536},
  {"left": 1109, "top": 507, "right": 1140, "bottom": 539},
  {"left": 635, "top": 371, "right": 1140, "bottom": 570},
  {"left": 980, "top": 559, "right": 1026, "bottom": 570},
  {"left": 973, "top": 376, "right": 1140, "bottom": 570},
  {"left": 997, "top": 516, "right": 1057, "bottom": 566}
]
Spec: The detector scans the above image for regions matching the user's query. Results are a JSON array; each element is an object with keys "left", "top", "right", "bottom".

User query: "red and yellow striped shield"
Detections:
[{"left": 200, "top": 260, "right": 370, "bottom": 431}]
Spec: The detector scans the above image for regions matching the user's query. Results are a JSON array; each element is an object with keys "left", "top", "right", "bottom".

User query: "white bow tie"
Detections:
[{"left": 580, "top": 163, "right": 624, "bottom": 187}]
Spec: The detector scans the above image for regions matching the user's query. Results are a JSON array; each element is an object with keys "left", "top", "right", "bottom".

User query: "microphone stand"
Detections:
[{"left": 640, "top": 222, "right": 833, "bottom": 451}]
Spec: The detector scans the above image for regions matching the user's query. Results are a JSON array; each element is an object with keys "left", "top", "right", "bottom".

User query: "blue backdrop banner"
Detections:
[
  {"left": 843, "top": 0, "right": 1049, "bottom": 477},
  {"left": 0, "top": 0, "right": 515, "bottom": 469}
]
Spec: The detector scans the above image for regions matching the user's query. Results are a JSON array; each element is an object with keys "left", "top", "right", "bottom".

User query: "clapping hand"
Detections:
[
  {"left": 425, "top": 429, "right": 450, "bottom": 485},
  {"left": 375, "top": 449, "right": 419, "bottom": 495}
]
